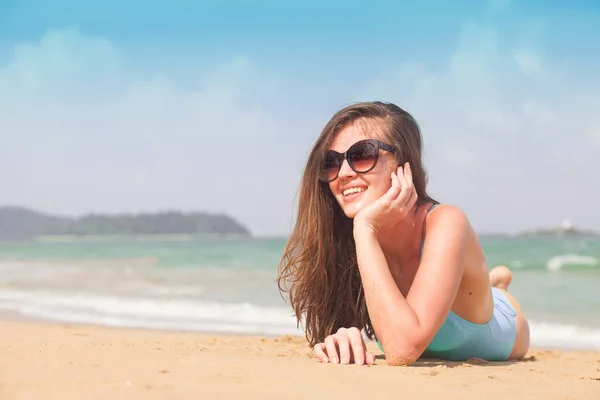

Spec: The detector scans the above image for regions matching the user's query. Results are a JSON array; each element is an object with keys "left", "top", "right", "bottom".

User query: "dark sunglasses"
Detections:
[{"left": 319, "top": 139, "right": 396, "bottom": 182}]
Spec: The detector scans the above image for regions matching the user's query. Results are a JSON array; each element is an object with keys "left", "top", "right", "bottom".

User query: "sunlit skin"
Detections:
[{"left": 313, "top": 120, "right": 531, "bottom": 366}]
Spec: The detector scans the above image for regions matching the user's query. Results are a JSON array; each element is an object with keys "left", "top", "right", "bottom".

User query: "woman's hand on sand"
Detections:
[
  {"left": 314, "top": 327, "right": 375, "bottom": 366},
  {"left": 354, "top": 162, "right": 418, "bottom": 233}
]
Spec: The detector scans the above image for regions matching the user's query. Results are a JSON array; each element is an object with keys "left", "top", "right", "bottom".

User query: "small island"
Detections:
[
  {"left": 0, "top": 206, "right": 252, "bottom": 242},
  {"left": 521, "top": 218, "right": 598, "bottom": 237}
]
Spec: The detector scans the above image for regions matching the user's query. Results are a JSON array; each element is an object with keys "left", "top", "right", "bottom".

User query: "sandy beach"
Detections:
[{"left": 0, "top": 320, "right": 598, "bottom": 400}]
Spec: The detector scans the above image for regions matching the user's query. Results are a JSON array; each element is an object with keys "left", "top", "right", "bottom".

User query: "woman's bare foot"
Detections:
[{"left": 489, "top": 265, "right": 512, "bottom": 290}]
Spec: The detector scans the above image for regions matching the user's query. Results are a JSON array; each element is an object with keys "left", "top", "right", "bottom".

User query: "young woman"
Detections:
[{"left": 277, "top": 101, "right": 530, "bottom": 366}]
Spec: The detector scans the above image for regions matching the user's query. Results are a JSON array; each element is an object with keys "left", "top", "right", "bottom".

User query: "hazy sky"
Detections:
[{"left": 1, "top": 0, "right": 599, "bottom": 236}]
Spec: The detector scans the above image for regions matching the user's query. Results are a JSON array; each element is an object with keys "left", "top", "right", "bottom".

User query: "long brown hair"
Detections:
[{"left": 277, "top": 101, "right": 437, "bottom": 346}]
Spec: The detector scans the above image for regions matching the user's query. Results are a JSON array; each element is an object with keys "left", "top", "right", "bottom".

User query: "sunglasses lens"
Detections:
[
  {"left": 348, "top": 141, "right": 378, "bottom": 172},
  {"left": 320, "top": 152, "right": 341, "bottom": 181}
]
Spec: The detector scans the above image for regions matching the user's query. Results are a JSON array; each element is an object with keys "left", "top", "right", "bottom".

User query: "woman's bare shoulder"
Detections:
[
  {"left": 423, "top": 203, "right": 475, "bottom": 245},
  {"left": 426, "top": 203, "right": 470, "bottom": 224}
]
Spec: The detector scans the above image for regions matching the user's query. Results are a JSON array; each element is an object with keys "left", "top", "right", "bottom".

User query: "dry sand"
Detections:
[{"left": 0, "top": 320, "right": 598, "bottom": 400}]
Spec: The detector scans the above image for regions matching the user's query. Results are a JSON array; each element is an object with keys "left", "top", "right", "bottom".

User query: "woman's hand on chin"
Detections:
[
  {"left": 353, "top": 162, "right": 418, "bottom": 234},
  {"left": 313, "top": 327, "right": 375, "bottom": 366}
]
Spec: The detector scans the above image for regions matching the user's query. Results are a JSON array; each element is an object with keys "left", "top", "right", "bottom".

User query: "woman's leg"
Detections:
[{"left": 489, "top": 265, "right": 531, "bottom": 359}]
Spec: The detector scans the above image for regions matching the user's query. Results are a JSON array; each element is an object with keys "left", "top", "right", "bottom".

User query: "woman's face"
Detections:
[{"left": 326, "top": 121, "right": 397, "bottom": 219}]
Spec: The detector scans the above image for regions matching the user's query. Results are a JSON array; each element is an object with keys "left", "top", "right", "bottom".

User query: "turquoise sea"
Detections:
[{"left": 0, "top": 234, "right": 599, "bottom": 350}]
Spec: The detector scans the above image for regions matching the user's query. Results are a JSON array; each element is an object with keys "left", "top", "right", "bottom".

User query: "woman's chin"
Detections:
[
  {"left": 344, "top": 209, "right": 359, "bottom": 219},
  {"left": 340, "top": 200, "right": 368, "bottom": 219}
]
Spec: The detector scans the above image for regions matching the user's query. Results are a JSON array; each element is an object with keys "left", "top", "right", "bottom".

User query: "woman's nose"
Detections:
[{"left": 338, "top": 158, "right": 356, "bottom": 178}]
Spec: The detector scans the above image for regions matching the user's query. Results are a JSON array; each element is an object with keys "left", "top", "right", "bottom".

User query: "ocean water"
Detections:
[{"left": 0, "top": 234, "right": 599, "bottom": 350}]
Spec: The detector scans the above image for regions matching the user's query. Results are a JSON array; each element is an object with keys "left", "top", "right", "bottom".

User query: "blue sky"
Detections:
[{"left": 1, "top": 0, "right": 599, "bottom": 236}]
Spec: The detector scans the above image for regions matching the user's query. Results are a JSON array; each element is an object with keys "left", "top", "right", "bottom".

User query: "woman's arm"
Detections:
[{"left": 354, "top": 204, "right": 470, "bottom": 366}]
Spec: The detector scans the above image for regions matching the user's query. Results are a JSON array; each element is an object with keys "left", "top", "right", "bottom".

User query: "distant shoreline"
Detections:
[
  {"left": 33, "top": 233, "right": 254, "bottom": 243},
  {"left": 0, "top": 206, "right": 252, "bottom": 241}
]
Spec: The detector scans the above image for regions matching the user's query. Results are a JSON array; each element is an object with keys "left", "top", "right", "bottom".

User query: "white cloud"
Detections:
[
  {"left": 488, "top": 0, "right": 511, "bottom": 11},
  {"left": 512, "top": 50, "right": 544, "bottom": 76},
  {"left": 0, "top": 28, "right": 295, "bottom": 236},
  {"left": 355, "top": 21, "right": 600, "bottom": 233},
  {"left": 0, "top": 28, "right": 118, "bottom": 95}
]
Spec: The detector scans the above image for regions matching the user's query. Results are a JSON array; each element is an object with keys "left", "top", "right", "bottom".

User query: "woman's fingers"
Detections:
[
  {"left": 398, "top": 163, "right": 414, "bottom": 193},
  {"left": 335, "top": 329, "right": 352, "bottom": 364},
  {"left": 404, "top": 162, "right": 413, "bottom": 186},
  {"left": 315, "top": 328, "right": 375, "bottom": 366},
  {"left": 314, "top": 343, "right": 329, "bottom": 363},
  {"left": 407, "top": 185, "right": 418, "bottom": 210},
  {"left": 383, "top": 171, "right": 401, "bottom": 203},
  {"left": 347, "top": 328, "right": 365, "bottom": 365},
  {"left": 365, "top": 351, "right": 376, "bottom": 365},
  {"left": 324, "top": 335, "right": 339, "bottom": 364},
  {"left": 393, "top": 164, "right": 412, "bottom": 208}
]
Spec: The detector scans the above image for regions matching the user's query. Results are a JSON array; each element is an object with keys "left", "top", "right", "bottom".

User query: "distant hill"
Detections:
[{"left": 0, "top": 206, "right": 251, "bottom": 241}]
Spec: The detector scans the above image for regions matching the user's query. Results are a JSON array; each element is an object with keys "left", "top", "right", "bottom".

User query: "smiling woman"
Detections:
[{"left": 277, "top": 101, "right": 530, "bottom": 366}]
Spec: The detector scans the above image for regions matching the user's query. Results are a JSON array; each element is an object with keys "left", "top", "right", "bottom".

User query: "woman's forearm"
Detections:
[{"left": 353, "top": 225, "right": 425, "bottom": 364}]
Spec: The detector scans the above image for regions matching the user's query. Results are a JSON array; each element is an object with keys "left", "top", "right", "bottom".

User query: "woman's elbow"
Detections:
[
  {"left": 379, "top": 327, "right": 430, "bottom": 366},
  {"left": 384, "top": 345, "right": 424, "bottom": 366}
]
